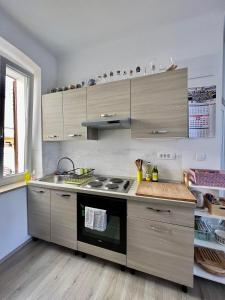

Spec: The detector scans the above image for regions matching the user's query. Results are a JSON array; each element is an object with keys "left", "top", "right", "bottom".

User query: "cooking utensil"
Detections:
[
  {"left": 135, "top": 159, "right": 143, "bottom": 171},
  {"left": 135, "top": 159, "right": 143, "bottom": 183}
]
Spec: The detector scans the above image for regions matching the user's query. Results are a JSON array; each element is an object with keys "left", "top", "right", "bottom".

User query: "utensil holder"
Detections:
[{"left": 137, "top": 170, "right": 143, "bottom": 183}]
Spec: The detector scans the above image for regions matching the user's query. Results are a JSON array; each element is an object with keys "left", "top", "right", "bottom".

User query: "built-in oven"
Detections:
[{"left": 77, "top": 193, "right": 127, "bottom": 254}]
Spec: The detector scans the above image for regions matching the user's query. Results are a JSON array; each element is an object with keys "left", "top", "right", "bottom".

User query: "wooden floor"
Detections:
[{"left": 0, "top": 241, "right": 225, "bottom": 300}]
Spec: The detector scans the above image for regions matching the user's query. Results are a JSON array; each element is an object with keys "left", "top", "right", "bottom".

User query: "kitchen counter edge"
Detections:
[{"left": 28, "top": 180, "right": 195, "bottom": 208}]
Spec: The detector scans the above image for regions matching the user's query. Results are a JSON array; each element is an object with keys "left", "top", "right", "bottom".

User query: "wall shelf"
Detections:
[
  {"left": 194, "top": 238, "right": 225, "bottom": 252},
  {"left": 195, "top": 209, "right": 225, "bottom": 221},
  {"left": 194, "top": 263, "right": 225, "bottom": 285},
  {"left": 189, "top": 182, "right": 225, "bottom": 192}
]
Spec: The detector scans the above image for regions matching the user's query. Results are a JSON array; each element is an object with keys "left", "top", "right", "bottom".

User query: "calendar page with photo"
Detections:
[{"left": 188, "top": 85, "right": 216, "bottom": 138}]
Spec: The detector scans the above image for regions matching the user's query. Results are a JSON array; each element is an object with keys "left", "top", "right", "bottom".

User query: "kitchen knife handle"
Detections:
[{"left": 146, "top": 207, "right": 171, "bottom": 214}]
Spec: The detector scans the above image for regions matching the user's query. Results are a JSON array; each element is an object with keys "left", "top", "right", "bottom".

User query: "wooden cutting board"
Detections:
[{"left": 136, "top": 181, "right": 196, "bottom": 202}]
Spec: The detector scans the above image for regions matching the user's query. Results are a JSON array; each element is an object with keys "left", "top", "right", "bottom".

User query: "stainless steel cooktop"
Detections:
[{"left": 84, "top": 176, "right": 133, "bottom": 193}]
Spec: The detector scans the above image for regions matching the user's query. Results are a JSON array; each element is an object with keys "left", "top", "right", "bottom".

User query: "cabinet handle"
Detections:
[
  {"left": 148, "top": 225, "right": 171, "bottom": 234},
  {"left": 68, "top": 134, "right": 82, "bottom": 137},
  {"left": 146, "top": 207, "right": 171, "bottom": 214},
  {"left": 100, "top": 113, "right": 116, "bottom": 118},
  {"left": 33, "top": 190, "right": 45, "bottom": 194},
  {"left": 48, "top": 135, "right": 58, "bottom": 139},
  {"left": 56, "top": 193, "right": 71, "bottom": 197},
  {"left": 150, "top": 130, "right": 168, "bottom": 134}
]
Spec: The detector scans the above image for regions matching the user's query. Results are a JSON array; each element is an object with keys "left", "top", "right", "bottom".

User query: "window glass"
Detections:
[{"left": 3, "top": 67, "right": 28, "bottom": 177}]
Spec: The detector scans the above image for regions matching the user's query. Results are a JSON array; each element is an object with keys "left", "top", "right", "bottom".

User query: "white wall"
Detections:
[
  {"left": 0, "top": 9, "right": 57, "bottom": 93},
  {"left": 0, "top": 11, "right": 58, "bottom": 261},
  {"left": 0, "top": 188, "right": 29, "bottom": 261},
  {"left": 53, "top": 12, "right": 225, "bottom": 180}
]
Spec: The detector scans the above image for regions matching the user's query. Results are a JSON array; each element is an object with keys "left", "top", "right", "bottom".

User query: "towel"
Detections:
[
  {"left": 93, "top": 208, "right": 107, "bottom": 232},
  {"left": 85, "top": 206, "right": 95, "bottom": 230},
  {"left": 85, "top": 206, "right": 107, "bottom": 232}
]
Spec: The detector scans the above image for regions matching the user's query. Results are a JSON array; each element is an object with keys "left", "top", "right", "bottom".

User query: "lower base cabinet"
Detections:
[
  {"left": 51, "top": 190, "right": 77, "bottom": 250},
  {"left": 28, "top": 187, "right": 51, "bottom": 241},
  {"left": 28, "top": 187, "right": 77, "bottom": 249},
  {"left": 127, "top": 217, "right": 194, "bottom": 287},
  {"left": 28, "top": 185, "right": 194, "bottom": 288}
]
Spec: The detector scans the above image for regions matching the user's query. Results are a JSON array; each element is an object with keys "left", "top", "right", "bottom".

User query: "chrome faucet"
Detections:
[{"left": 56, "top": 157, "right": 75, "bottom": 175}]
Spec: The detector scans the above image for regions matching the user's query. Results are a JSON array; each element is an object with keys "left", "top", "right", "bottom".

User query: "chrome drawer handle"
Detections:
[
  {"left": 149, "top": 225, "right": 171, "bottom": 234},
  {"left": 150, "top": 130, "right": 168, "bottom": 134},
  {"left": 146, "top": 207, "right": 171, "bottom": 214},
  {"left": 48, "top": 135, "right": 58, "bottom": 138},
  {"left": 100, "top": 113, "right": 116, "bottom": 118},
  {"left": 56, "top": 193, "right": 71, "bottom": 197},
  {"left": 68, "top": 134, "right": 82, "bottom": 137},
  {"left": 33, "top": 190, "right": 45, "bottom": 194}
]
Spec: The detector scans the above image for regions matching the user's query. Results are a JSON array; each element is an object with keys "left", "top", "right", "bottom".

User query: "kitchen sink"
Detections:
[{"left": 38, "top": 174, "right": 67, "bottom": 184}]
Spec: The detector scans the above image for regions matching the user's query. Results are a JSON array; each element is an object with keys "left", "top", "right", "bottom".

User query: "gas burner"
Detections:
[
  {"left": 87, "top": 181, "right": 103, "bottom": 188},
  {"left": 95, "top": 176, "right": 107, "bottom": 182},
  {"left": 105, "top": 183, "right": 119, "bottom": 190},
  {"left": 109, "top": 178, "right": 123, "bottom": 184}
]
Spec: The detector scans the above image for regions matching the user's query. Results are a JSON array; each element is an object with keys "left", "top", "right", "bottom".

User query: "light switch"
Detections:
[{"left": 195, "top": 152, "right": 207, "bottom": 161}]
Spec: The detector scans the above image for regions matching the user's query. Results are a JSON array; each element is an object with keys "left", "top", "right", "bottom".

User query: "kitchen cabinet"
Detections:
[
  {"left": 42, "top": 92, "right": 63, "bottom": 141},
  {"left": 131, "top": 68, "right": 188, "bottom": 138},
  {"left": 128, "top": 199, "right": 194, "bottom": 227},
  {"left": 127, "top": 199, "right": 194, "bottom": 287},
  {"left": 87, "top": 80, "right": 130, "bottom": 121},
  {"left": 63, "top": 89, "right": 87, "bottom": 140},
  {"left": 51, "top": 190, "right": 77, "bottom": 249},
  {"left": 27, "top": 187, "right": 51, "bottom": 241}
]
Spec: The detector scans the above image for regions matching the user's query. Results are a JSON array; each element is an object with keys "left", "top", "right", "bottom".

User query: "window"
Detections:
[{"left": 0, "top": 56, "right": 33, "bottom": 179}]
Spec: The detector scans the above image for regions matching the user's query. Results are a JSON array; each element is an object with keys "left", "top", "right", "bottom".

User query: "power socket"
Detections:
[{"left": 157, "top": 152, "right": 176, "bottom": 160}]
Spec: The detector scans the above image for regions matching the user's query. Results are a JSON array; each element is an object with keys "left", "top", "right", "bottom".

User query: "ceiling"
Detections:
[{"left": 0, "top": 0, "right": 225, "bottom": 57}]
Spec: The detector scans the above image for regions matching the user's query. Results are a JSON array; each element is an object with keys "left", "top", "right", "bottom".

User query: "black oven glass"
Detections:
[{"left": 77, "top": 193, "right": 127, "bottom": 254}]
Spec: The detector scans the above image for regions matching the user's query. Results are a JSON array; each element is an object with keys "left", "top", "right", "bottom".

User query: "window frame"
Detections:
[{"left": 0, "top": 55, "right": 34, "bottom": 184}]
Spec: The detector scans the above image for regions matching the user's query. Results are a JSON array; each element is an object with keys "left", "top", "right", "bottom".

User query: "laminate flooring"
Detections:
[{"left": 0, "top": 241, "right": 224, "bottom": 300}]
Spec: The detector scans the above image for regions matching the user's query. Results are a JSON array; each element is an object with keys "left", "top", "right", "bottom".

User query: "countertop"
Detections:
[
  {"left": 0, "top": 181, "right": 26, "bottom": 195},
  {"left": 28, "top": 178, "right": 196, "bottom": 208}
]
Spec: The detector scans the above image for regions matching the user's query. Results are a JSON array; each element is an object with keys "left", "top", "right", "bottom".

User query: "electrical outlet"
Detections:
[{"left": 157, "top": 152, "right": 176, "bottom": 160}]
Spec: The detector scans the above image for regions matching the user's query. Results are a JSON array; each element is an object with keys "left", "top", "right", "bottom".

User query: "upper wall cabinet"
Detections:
[
  {"left": 87, "top": 80, "right": 130, "bottom": 121},
  {"left": 42, "top": 92, "right": 63, "bottom": 141},
  {"left": 131, "top": 68, "right": 188, "bottom": 138},
  {"left": 63, "top": 89, "right": 87, "bottom": 140}
]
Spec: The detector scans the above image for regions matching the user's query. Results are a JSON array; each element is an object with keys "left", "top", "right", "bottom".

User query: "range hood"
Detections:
[{"left": 82, "top": 117, "right": 131, "bottom": 130}]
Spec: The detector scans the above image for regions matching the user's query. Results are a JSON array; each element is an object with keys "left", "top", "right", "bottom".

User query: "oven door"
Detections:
[{"left": 77, "top": 193, "right": 127, "bottom": 254}]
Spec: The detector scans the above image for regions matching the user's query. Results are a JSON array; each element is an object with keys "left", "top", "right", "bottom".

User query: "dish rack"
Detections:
[
  {"left": 195, "top": 218, "right": 213, "bottom": 241},
  {"left": 64, "top": 168, "right": 95, "bottom": 185}
]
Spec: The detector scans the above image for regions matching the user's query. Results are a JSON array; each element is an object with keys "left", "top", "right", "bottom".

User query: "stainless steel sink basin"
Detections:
[{"left": 39, "top": 174, "right": 66, "bottom": 184}]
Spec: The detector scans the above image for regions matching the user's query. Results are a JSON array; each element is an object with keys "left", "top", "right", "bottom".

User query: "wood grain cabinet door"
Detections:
[
  {"left": 127, "top": 217, "right": 194, "bottom": 287},
  {"left": 87, "top": 80, "right": 130, "bottom": 121},
  {"left": 28, "top": 187, "right": 51, "bottom": 241},
  {"left": 42, "top": 92, "right": 63, "bottom": 141},
  {"left": 63, "top": 89, "right": 87, "bottom": 140},
  {"left": 50, "top": 190, "right": 77, "bottom": 250},
  {"left": 131, "top": 68, "right": 188, "bottom": 138}
]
